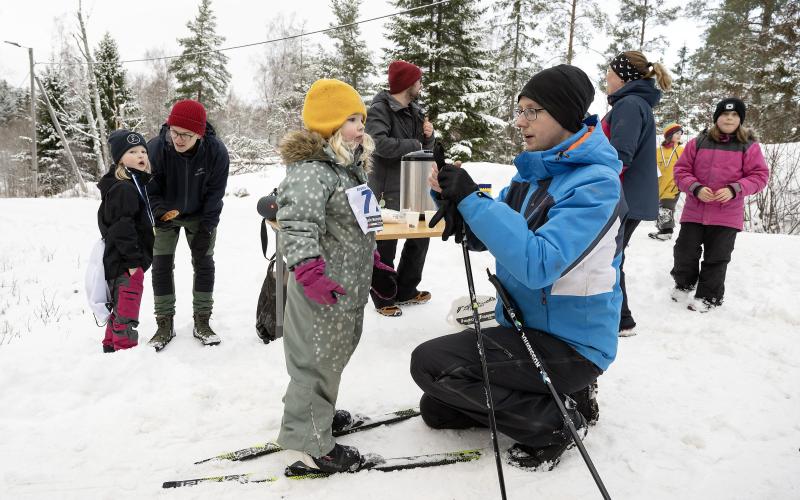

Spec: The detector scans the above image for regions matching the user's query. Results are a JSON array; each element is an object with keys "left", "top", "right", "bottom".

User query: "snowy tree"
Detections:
[
  {"left": 545, "top": 0, "right": 607, "bottom": 65},
  {"left": 599, "top": 0, "right": 677, "bottom": 86},
  {"left": 0, "top": 80, "right": 27, "bottom": 125},
  {"left": 36, "top": 69, "right": 71, "bottom": 196},
  {"left": 94, "top": 32, "right": 140, "bottom": 131},
  {"left": 488, "top": 0, "right": 548, "bottom": 162},
  {"left": 384, "top": 0, "right": 500, "bottom": 161},
  {"left": 324, "top": 0, "right": 374, "bottom": 95},
  {"left": 690, "top": 0, "right": 800, "bottom": 142},
  {"left": 255, "top": 14, "right": 324, "bottom": 144},
  {"left": 131, "top": 49, "right": 176, "bottom": 138},
  {"left": 655, "top": 43, "right": 691, "bottom": 127},
  {"left": 169, "top": 0, "right": 231, "bottom": 111}
]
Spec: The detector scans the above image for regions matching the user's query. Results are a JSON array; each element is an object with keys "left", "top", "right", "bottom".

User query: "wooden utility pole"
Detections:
[
  {"left": 34, "top": 75, "right": 88, "bottom": 195},
  {"left": 27, "top": 47, "right": 37, "bottom": 197}
]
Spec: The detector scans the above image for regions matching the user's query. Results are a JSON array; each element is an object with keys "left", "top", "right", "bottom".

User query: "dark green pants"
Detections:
[{"left": 151, "top": 218, "right": 217, "bottom": 316}]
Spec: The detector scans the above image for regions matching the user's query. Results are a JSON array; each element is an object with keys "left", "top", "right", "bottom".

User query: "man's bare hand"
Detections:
[
  {"left": 160, "top": 209, "right": 180, "bottom": 222},
  {"left": 423, "top": 117, "right": 433, "bottom": 138}
]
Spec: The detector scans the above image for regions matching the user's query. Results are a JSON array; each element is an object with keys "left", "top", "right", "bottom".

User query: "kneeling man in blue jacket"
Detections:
[{"left": 410, "top": 65, "right": 627, "bottom": 471}]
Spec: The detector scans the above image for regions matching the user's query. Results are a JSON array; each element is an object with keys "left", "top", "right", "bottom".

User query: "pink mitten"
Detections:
[{"left": 293, "top": 257, "right": 346, "bottom": 305}]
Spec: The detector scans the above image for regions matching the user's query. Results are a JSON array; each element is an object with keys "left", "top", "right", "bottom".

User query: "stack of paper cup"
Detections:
[{"left": 405, "top": 211, "right": 420, "bottom": 228}]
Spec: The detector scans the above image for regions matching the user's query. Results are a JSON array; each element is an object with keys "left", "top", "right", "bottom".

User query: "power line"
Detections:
[{"left": 35, "top": 0, "right": 452, "bottom": 67}]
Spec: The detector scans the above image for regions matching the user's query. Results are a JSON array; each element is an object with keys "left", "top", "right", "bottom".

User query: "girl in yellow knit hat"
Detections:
[
  {"left": 274, "top": 79, "right": 395, "bottom": 474},
  {"left": 649, "top": 122, "right": 685, "bottom": 240}
]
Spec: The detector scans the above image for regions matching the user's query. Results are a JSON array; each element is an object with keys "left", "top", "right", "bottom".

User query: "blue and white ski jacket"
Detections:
[{"left": 458, "top": 116, "right": 626, "bottom": 371}]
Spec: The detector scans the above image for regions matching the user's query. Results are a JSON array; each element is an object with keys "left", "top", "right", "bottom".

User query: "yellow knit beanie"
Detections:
[{"left": 302, "top": 79, "right": 367, "bottom": 139}]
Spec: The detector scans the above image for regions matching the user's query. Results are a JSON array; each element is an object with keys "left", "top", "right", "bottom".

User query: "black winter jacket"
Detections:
[
  {"left": 97, "top": 170, "right": 155, "bottom": 280},
  {"left": 602, "top": 78, "right": 661, "bottom": 221},
  {"left": 366, "top": 90, "right": 435, "bottom": 210},
  {"left": 146, "top": 122, "right": 229, "bottom": 230}
]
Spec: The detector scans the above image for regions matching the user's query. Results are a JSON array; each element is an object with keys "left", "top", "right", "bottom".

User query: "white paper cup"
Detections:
[
  {"left": 424, "top": 210, "right": 438, "bottom": 226},
  {"left": 405, "top": 211, "right": 420, "bottom": 228}
]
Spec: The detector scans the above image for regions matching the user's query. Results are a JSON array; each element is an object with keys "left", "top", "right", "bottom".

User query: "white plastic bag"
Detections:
[
  {"left": 446, "top": 295, "right": 498, "bottom": 327},
  {"left": 85, "top": 238, "right": 111, "bottom": 323}
]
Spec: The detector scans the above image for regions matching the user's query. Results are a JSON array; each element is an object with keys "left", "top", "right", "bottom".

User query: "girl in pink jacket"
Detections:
[{"left": 670, "top": 98, "right": 769, "bottom": 312}]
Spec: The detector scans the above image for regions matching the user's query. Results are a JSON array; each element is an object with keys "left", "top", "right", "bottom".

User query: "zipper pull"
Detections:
[{"left": 541, "top": 290, "right": 547, "bottom": 305}]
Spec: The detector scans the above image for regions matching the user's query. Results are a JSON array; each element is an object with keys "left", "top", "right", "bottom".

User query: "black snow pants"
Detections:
[
  {"left": 410, "top": 326, "right": 601, "bottom": 448},
  {"left": 671, "top": 222, "right": 738, "bottom": 304}
]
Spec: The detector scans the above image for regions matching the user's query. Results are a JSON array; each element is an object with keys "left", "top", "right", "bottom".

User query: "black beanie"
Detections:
[
  {"left": 713, "top": 97, "right": 746, "bottom": 124},
  {"left": 108, "top": 129, "right": 147, "bottom": 165},
  {"left": 518, "top": 65, "right": 595, "bottom": 133}
]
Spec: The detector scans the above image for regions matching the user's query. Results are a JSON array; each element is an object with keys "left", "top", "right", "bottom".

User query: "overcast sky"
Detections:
[{"left": 0, "top": 0, "right": 705, "bottom": 116}]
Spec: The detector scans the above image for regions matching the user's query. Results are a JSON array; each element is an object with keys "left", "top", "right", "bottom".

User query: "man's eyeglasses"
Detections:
[
  {"left": 169, "top": 129, "right": 196, "bottom": 141},
  {"left": 514, "top": 107, "right": 546, "bottom": 122}
]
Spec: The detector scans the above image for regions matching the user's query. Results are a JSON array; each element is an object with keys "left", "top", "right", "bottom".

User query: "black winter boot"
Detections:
[
  {"left": 506, "top": 410, "right": 588, "bottom": 471},
  {"left": 148, "top": 316, "right": 175, "bottom": 352},
  {"left": 311, "top": 443, "right": 365, "bottom": 473},
  {"left": 332, "top": 410, "right": 368, "bottom": 434},
  {"left": 569, "top": 381, "right": 599, "bottom": 426},
  {"left": 193, "top": 312, "right": 221, "bottom": 346}
]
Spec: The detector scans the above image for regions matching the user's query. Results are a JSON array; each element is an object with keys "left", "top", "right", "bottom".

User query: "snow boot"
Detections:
[
  {"left": 396, "top": 290, "right": 431, "bottom": 306},
  {"left": 193, "top": 312, "right": 221, "bottom": 346},
  {"left": 569, "top": 382, "right": 599, "bottom": 426},
  {"left": 103, "top": 344, "right": 115, "bottom": 353},
  {"left": 311, "top": 443, "right": 366, "bottom": 473},
  {"left": 148, "top": 315, "right": 175, "bottom": 352},
  {"left": 506, "top": 410, "right": 587, "bottom": 471},
  {"left": 688, "top": 297, "right": 720, "bottom": 313},
  {"left": 331, "top": 409, "right": 367, "bottom": 434},
  {"left": 671, "top": 286, "right": 693, "bottom": 303},
  {"left": 648, "top": 230, "right": 673, "bottom": 241}
]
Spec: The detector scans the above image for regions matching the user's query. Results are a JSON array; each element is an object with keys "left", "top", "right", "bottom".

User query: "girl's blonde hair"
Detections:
[
  {"left": 329, "top": 127, "right": 375, "bottom": 173},
  {"left": 708, "top": 124, "right": 753, "bottom": 144},
  {"left": 623, "top": 50, "right": 672, "bottom": 91}
]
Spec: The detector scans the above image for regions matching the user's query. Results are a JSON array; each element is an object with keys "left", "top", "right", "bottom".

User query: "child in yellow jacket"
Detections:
[{"left": 649, "top": 122, "right": 685, "bottom": 240}]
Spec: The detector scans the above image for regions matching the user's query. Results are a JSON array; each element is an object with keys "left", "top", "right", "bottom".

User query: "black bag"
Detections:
[{"left": 256, "top": 217, "right": 287, "bottom": 344}]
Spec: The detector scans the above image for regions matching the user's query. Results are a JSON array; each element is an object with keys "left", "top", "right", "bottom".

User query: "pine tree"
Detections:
[
  {"left": 384, "top": 0, "right": 499, "bottom": 160},
  {"left": 325, "top": 0, "right": 374, "bottom": 94},
  {"left": 655, "top": 43, "right": 690, "bottom": 127},
  {"left": 546, "top": 0, "right": 607, "bottom": 65},
  {"left": 169, "top": 0, "right": 231, "bottom": 111},
  {"left": 489, "top": 0, "right": 548, "bottom": 162},
  {"left": 599, "top": 0, "right": 677, "bottom": 86},
  {"left": 94, "top": 32, "right": 140, "bottom": 131},
  {"left": 36, "top": 69, "right": 71, "bottom": 195},
  {"left": 690, "top": 0, "right": 799, "bottom": 142}
]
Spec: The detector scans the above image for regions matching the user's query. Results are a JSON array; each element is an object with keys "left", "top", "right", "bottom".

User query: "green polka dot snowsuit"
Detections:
[{"left": 275, "top": 131, "right": 375, "bottom": 456}]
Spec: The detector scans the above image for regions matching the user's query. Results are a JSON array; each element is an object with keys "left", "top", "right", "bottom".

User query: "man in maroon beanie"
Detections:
[
  {"left": 367, "top": 60, "right": 435, "bottom": 317},
  {"left": 145, "top": 99, "right": 230, "bottom": 351}
]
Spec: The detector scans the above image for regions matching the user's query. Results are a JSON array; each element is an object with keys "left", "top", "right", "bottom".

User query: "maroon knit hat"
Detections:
[
  {"left": 167, "top": 99, "right": 207, "bottom": 136},
  {"left": 388, "top": 60, "right": 422, "bottom": 94}
]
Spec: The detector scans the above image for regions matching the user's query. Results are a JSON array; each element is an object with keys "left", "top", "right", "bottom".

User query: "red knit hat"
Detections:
[
  {"left": 167, "top": 99, "right": 207, "bottom": 136},
  {"left": 388, "top": 60, "right": 422, "bottom": 94}
]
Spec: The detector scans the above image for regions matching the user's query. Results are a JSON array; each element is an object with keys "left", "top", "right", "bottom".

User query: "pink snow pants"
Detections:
[{"left": 103, "top": 267, "right": 144, "bottom": 351}]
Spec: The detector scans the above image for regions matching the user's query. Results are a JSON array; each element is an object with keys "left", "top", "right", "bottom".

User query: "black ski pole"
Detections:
[
  {"left": 486, "top": 269, "right": 612, "bottom": 500},
  {"left": 460, "top": 233, "right": 508, "bottom": 500}
]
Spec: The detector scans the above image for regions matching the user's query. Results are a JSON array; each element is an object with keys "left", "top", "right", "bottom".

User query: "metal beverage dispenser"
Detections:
[{"left": 400, "top": 150, "right": 437, "bottom": 213}]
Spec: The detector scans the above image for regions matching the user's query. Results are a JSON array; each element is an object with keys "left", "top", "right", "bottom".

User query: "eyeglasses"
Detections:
[
  {"left": 514, "top": 107, "right": 546, "bottom": 122},
  {"left": 169, "top": 129, "right": 196, "bottom": 141}
]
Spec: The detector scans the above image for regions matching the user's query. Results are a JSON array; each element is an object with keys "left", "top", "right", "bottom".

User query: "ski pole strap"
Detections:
[{"left": 260, "top": 219, "right": 269, "bottom": 259}]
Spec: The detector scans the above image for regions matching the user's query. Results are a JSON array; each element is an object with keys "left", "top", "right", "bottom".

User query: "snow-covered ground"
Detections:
[{"left": 0, "top": 163, "right": 798, "bottom": 500}]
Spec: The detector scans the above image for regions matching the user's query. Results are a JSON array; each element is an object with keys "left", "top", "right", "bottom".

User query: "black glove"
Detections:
[
  {"left": 433, "top": 142, "right": 448, "bottom": 170},
  {"left": 438, "top": 165, "right": 479, "bottom": 206},
  {"left": 428, "top": 198, "right": 465, "bottom": 244},
  {"left": 191, "top": 226, "right": 213, "bottom": 261}
]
